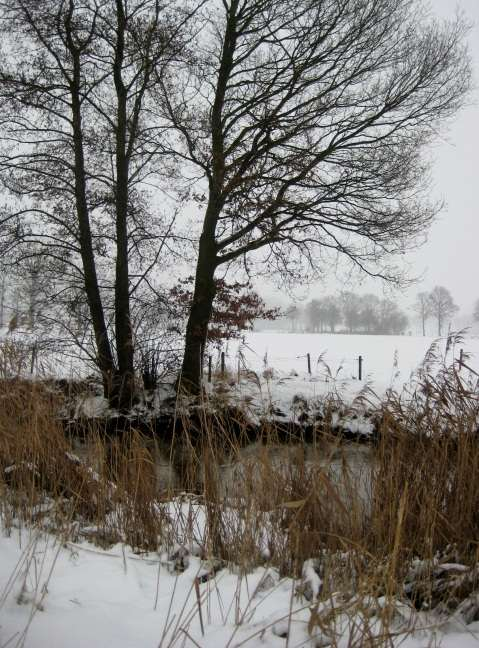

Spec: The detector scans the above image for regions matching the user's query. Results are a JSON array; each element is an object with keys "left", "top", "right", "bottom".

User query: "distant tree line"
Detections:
[{"left": 285, "top": 293, "right": 409, "bottom": 335}]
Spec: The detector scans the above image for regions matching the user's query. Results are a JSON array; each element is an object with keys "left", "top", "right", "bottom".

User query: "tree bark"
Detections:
[
  {"left": 0, "top": 275, "right": 5, "bottom": 328},
  {"left": 69, "top": 48, "right": 117, "bottom": 398},
  {"left": 179, "top": 231, "right": 218, "bottom": 394},
  {"left": 112, "top": 0, "right": 135, "bottom": 410}
]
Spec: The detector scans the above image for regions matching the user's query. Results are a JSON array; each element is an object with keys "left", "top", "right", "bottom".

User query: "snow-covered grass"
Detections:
[
  {"left": 2, "top": 527, "right": 479, "bottom": 648},
  {"left": 2, "top": 334, "right": 479, "bottom": 645}
]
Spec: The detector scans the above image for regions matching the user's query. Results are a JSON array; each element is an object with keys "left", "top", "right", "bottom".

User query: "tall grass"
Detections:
[{"left": 1, "top": 334, "right": 479, "bottom": 640}]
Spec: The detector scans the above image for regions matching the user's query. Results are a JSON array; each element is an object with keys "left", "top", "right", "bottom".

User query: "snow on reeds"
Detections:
[{"left": 1, "top": 333, "right": 479, "bottom": 645}]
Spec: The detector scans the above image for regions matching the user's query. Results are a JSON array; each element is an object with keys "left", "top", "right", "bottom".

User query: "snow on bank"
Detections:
[
  {"left": 1, "top": 528, "right": 479, "bottom": 648},
  {"left": 2, "top": 330, "right": 478, "bottom": 429}
]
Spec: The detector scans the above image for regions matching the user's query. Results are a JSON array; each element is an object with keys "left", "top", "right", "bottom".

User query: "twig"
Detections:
[{"left": 194, "top": 578, "right": 205, "bottom": 637}]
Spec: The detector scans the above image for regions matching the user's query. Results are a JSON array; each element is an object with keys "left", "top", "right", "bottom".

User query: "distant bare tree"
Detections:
[
  {"left": 167, "top": 0, "right": 471, "bottom": 393},
  {"left": 0, "top": 271, "right": 6, "bottom": 329},
  {"left": 376, "top": 299, "right": 408, "bottom": 335},
  {"left": 428, "top": 286, "right": 458, "bottom": 336},
  {"left": 306, "top": 300, "right": 322, "bottom": 333},
  {"left": 14, "top": 255, "right": 50, "bottom": 330},
  {"left": 285, "top": 304, "right": 301, "bottom": 333},
  {"left": 359, "top": 294, "right": 381, "bottom": 334},
  {"left": 413, "top": 292, "right": 432, "bottom": 336},
  {"left": 320, "top": 296, "right": 342, "bottom": 333},
  {"left": 341, "top": 292, "right": 362, "bottom": 334}
]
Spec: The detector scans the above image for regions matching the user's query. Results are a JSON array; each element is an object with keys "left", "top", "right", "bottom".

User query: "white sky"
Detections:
[
  {"left": 408, "top": 0, "right": 479, "bottom": 313},
  {"left": 259, "top": 0, "right": 479, "bottom": 317}
]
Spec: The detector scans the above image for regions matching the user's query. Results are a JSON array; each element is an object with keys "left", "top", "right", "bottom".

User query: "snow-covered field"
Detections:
[
  {"left": 4, "top": 328, "right": 478, "bottom": 400},
  {"left": 220, "top": 332, "right": 479, "bottom": 412},
  {"left": 1, "top": 526, "right": 479, "bottom": 648}
]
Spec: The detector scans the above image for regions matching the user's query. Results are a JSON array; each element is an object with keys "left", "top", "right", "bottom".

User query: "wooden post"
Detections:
[
  {"left": 307, "top": 353, "right": 311, "bottom": 375},
  {"left": 221, "top": 351, "right": 225, "bottom": 377},
  {"left": 358, "top": 355, "right": 363, "bottom": 381},
  {"left": 459, "top": 348, "right": 464, "bottom": 370},
  {"left": 208, "top": 356, "right": 212, "bottom": 383}
]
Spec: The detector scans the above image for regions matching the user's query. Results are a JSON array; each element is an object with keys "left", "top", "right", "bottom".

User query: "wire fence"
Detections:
[
  {"left": 202, "top": 346, "right": 366, "bottom": 384},
  {"left": 203, "top": 341, "right": 475, "bottom": 386}
]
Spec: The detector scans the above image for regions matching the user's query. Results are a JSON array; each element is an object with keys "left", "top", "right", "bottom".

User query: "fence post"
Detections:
[
  {"left": 358, "top": 355, "right": 363, "bottom": 381},
  {"left": 459, "top": 348, "right": 464, "bottom": 370},
  {"left": 307, "top": 352, "right": 311, "bottom": 375},
  {"left": 208, "top": 356, "right": 212, "bottom": 383},
  {"left": 221, "top": 351, "right": 225, "bottom": 377}
]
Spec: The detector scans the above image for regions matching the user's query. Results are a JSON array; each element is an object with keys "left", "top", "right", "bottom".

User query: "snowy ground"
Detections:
[
  {"left": 2, "top": 526, "right": 479, "bottom": 648},
  {"left": 6, "top": 328, "right": 478, "bottom": 391},
  {"left": 203, "top": 332, "right": 479, "bottom": 424},
  {"left": 228, "top": 331, "right": 479, "bottom": 396},
  {"left": 1, "top": 334, "right": 479, "bottom": 645}
]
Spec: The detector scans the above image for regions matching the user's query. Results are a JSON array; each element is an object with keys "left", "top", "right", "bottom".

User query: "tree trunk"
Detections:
[
  {"left": 69, "top": 50, "right": 117, "bottom": 399},
  {"left": 179, "top": 234, "right": 218, "bottom": 395},
  {"left": 0, "top": 275, "right": 5, "bottom": 328},
  {"left": 112, "top": 0, "right": 135, "bottom": 410},
  {"left": 177, "top": 0, "right": 233, "bottom": 395}
]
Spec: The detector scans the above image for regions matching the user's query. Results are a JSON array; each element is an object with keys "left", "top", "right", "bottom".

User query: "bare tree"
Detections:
[
  {"left": 358, "top": 294, "right": 380, "bottom": 334},
  {"left": 165, "top": 0, "right": 471, "bottom": 393},
  {"left": 13, "top": 255, "right": 51, "bottom": 330},
  {"left": 428, "top": 286, "right": 458, "bottom": 336},
  {"left": 320, "top": 296, "right": 342, "bottom": 334},
  {"left": 341, "top": 292, "right": 362, "bottom": 334},
  {"left": 0, "top": 0, "right": 194, "bottom": 407},
  {"left": 285, "top": 304, "right": 301, "bottom": 333},
  {"left": 413, "top": 292, "right": 432, "bottom": 336},
  {"left": 0, "top": 271, "right": 6, "bottom": 329},
  {"left": 376, "top": 299, "right": 408, "bottom": 335},
  {"left": 306, "top": 299, "right": 322, "bottom": 333}
]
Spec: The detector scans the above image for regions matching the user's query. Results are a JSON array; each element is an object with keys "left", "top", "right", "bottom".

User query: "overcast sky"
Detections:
[
  {"left": 409, "top": 0, "right": 479, "bottom": 314},
  {"left": 261, "top": 0, "right": 479, "bottom": 317}
]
